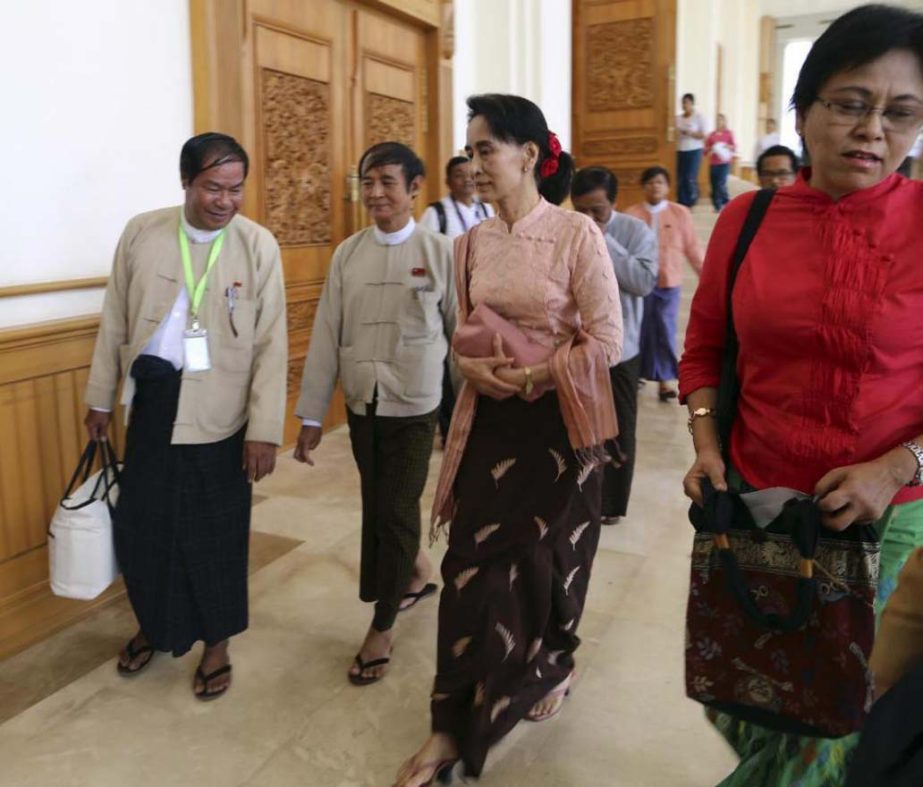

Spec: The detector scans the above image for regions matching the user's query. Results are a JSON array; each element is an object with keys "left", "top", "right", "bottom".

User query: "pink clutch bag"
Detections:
[{"left": 453, "top": 303, "right": 554, "bottom": 367}]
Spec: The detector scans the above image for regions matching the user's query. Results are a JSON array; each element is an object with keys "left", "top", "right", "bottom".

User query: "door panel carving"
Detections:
[
  {"left": 573, "top": 0, "right": 677, "bottom": 208},
  {"left": 586, "top": 19, "right": 654, "bottom": 111},
  {"left": 366, "top": 94, "right": 416, "bottom": 148},
  {"left": 261, "top": 70, "right": 332, "bottom": 246}
]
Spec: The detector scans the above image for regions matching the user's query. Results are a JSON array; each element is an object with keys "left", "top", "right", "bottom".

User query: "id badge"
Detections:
[{"left": 183, "top": 327, "right": 211, "bottom": 372}]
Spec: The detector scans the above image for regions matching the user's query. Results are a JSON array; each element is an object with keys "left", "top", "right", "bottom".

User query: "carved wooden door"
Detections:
[
  {"left": 571, "top": 0, "right": 677, "bottom": 210},
  {"left": 192, "top": 0, "right": 439, "bottom": 445},
  {"left": 242, "top": 0, "right": 350, "bottom": 444},
  {"left": 349, "top": 4, "right": 429, "bottom": 229}
]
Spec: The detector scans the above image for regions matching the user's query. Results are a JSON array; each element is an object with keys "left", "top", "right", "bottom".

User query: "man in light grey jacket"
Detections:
[
  {"left": 572, "top": 167, "right": 658, "bottom": 524},
  {"left": 294, "top": 142, "right": 455, "bottom": 686}
]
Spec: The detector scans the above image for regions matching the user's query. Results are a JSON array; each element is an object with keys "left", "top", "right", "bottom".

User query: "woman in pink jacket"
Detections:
[
  {"left": 396, "top": 93, "right": 622, "bottom": 787},
  {"left": 626, "top": 166, "right": 704, "bottom": 402}
]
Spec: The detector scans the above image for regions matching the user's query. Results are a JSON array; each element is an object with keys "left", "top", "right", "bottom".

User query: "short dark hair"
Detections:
[
  {"left": 358, "top": 141, "right": 425, "bottom": 187},
  {"left": 571, "top": 166, "right": 619, "bottom": 203},
  {"left": 757, "top": 145, "right": 800, "bottom": 175},
  {"left": 791, "top": 4, "right": 923, "bottom": 116},
  {"left": 446, "top": 155, "right": 470, "bottom": 178},
  {"left": 466, "top": 93, "right": 574, "bottom": 204},
  {"left": 682, "top": 93, "right": 695, "bottom": 103},
  {"left": 640, "top": 166, "right": 671, "bottom": 185},
  {"left": 180, "top": 132, "right": 249, "bottom": 183}
]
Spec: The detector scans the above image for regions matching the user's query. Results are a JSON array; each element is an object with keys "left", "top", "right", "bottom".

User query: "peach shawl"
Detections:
[{"left": 430, "top": 224, "right": 618, "bottom": 537}]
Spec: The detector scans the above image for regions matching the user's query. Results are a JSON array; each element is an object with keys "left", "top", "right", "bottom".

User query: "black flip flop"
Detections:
[
  {"left": 399, "top": 582, "right": 438, "bottom": 612},
  {"left": 658, "top": 388, "right": 678, "bottom": 402},
  {"left": 116, "top": 638, "right": 156, "bottom": 677},
  {"left": 194, "top": 664, "right": 232, "bottom": 701},
  {"left": 348, "top": 653, "right": 391, "bottom": 686}
]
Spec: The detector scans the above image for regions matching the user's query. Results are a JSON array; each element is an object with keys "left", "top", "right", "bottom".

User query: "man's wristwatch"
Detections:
[
  {"left": 687, "top": 407, "right": 716, "bottom": 434},
  {"left": 900, "top": 441, "right": 923, "bottom": 487},
  {"left": 522, "top": 366, "right": 534, "bottom": 397}
]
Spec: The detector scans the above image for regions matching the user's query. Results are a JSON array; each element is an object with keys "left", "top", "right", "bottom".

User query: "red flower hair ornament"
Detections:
[{"left": 540, "top": 131, "right": 562, "bottom": 178}]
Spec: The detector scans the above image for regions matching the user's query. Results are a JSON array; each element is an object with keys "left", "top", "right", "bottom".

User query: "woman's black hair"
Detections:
[
  {"left": 791, "top": 3, "right": 923, "bottom": 116},
  {"left": 466, "top": 93, "right": 574, "bottom": 204},
  {"left": 682, "top": 93, "right": 695, "bottom": 104},
  {"left": 446, "top": 155, "right": 470, "bottom": 178},
  {"left": 358, "top": 141, "right": 425, "bottom": 187},
  {"left": 180, "top": 132, "right": 249, "bottom": 183},
  {"left": 571, "top": 166, "right": 618, "bottom": 203},
  {"left": 640, "top": 166, "right": 671, "bottom": 186}
]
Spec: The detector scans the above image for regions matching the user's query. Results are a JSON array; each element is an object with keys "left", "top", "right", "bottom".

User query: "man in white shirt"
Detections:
[
  {"left": 294, "top": 142, "right": 456, "bottom": 687},
  {"left": 420, "top": 156, "right": 494, "bottom": 239},
  {"left": 676, "top": 92, "right": 708, "bottom": 207},
  {"left": 753, "top": 118, "right": 781, "bottom": 161},
  {"left": 420, "top": 156, "right": 493, "bottom": 441}
]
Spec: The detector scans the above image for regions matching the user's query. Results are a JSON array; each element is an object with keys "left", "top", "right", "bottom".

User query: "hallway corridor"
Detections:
[{"left": 0, "top": 196, "right": 750, "bottom": 787}]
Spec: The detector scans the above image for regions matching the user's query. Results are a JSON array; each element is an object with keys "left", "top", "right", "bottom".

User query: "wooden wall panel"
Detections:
[
  {"left": 0, "top": 317, "right": 130, "bottom": 660},
  {"left": 572, "top": 0, "right": 677, "bottom": 209}
]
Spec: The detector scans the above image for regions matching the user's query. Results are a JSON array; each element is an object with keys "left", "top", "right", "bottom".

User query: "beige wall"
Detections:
[
  {"left": 0, "top": 0, "right": 193, "bottom": 329},
  {"left": 453, "top": 0, "right": 572, "bottom": 153},
  {"left": 677, "top": 0, "right": 761, "bottom": 164}
]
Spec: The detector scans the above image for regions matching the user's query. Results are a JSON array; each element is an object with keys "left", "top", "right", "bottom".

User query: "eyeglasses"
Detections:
[
  {"left": 759, "top": 169, "right": 795, "bottom": 180},
  {"left": 815, "top": 97, "right": 923, "bottom": 133}
]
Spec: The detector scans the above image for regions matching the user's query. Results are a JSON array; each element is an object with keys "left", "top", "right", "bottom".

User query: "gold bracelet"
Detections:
[
  {"left": 522, "top": 366, "right": 534, "bottom": 396},
  {"left": 687, "top": 407, "right": 716, "bottom": 434}
]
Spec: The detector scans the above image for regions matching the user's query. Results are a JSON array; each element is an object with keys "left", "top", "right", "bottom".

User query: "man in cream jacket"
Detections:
[
  {"left": 295, "top": 141, "right": 456, "bottom": 686},
  {"left": 84, "top": 133, "right": 287, "bottom": 700}
]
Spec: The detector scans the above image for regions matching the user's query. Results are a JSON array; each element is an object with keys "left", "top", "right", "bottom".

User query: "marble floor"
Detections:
[{"left": 0, "top": 191, "right": 751, "bottom": 786}]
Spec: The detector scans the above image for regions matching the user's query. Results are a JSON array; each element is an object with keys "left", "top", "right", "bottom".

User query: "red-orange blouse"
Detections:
[{"left": 680, "top": 172, "right": 923, "bottom": 504}]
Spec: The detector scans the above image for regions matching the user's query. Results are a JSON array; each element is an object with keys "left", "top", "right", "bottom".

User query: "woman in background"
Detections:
[{"left": 704, "top": 113, "right": 737, "bottom": 211}]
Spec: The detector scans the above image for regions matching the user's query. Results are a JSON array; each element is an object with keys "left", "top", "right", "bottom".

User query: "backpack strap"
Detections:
[{"left": 428, "top": 201, "right": 448, "bottom": 234}]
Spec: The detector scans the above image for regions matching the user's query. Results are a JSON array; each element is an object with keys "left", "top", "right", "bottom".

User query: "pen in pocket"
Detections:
[{"left": 226, "top": 283, "right": 240, "bottom": 338}]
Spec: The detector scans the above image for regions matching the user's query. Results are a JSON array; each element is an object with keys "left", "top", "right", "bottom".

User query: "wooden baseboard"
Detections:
[{"left": 0, "top": 568, "right": 126, "bottom": 662}]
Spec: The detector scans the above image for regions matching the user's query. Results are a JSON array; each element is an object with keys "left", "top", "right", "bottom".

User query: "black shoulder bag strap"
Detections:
[
  {"left": 429, "top": 201, "right": 448, "bottom": 235},
  {"left": 716, "top": 188, "right": 776, "bottom": 460},
  {"left": 708, "top": 188, "right": 825, "bottom": 633}
]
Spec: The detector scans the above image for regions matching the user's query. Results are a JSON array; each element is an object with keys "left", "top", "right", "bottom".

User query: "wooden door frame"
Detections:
[{"left": 189, "top": 0, "right": 450, "bottom": 211}]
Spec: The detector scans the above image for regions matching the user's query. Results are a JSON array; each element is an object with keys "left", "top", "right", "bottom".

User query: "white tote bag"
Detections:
[{"left": 48, "top": 441, "right": 121, "bottom": 600}]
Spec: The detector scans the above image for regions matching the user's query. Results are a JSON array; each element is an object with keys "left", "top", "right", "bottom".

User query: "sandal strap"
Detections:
[
  {"left": 411, "top": 758, "right": 457, "bottom": 784},
  {"left": 402, "top": 582, "right": 438, "bottom": 601},
  {"left": 196, "top": 664, "right": 233, "bottom": 685},
  {"left": 354, "top": 654, "right": 391, "bottom": 671},
  {"left": 125, "top": 639, "right": 154, "bottom": 661}
]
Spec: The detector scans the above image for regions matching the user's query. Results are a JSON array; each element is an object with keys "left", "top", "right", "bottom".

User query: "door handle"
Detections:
[{"left": 345, "top": 165, "right": 360, "bottom": 203}]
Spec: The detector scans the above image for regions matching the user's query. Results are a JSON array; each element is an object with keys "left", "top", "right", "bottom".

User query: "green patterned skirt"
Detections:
[{"left": 708, "top": 497, "right": 923, "bottom": 787}]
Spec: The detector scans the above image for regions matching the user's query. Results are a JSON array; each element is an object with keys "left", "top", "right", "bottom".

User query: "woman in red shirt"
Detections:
[
  {"left": 704, "top": 113, "right": 737, "bottom": 211},
  {"left": 680, "top": 5, "right": 923, "bottom": 784}
]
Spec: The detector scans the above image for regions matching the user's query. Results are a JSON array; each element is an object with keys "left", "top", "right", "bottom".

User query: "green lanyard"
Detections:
[{"left": 178, "top": 221, "right": 226, "bottom": 326}]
